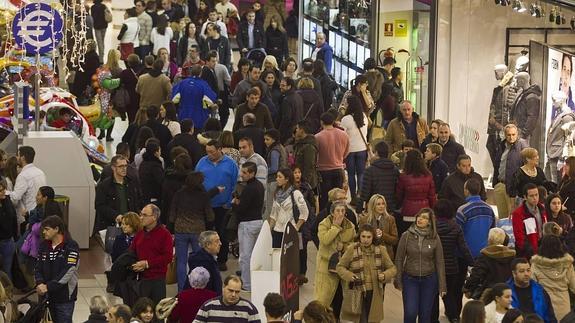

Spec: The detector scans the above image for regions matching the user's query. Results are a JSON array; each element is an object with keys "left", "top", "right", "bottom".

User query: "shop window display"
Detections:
[{"left": 302, "top": 0, "right": 372, "bottom": 88}]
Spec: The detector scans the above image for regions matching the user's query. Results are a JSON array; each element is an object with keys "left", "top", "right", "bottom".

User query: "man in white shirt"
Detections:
[
  {"left": 10, "top": 146, "right": 47, "bottom": 221},
  {"left": 200, "top": 8, "right": 228, "bottom": 38}
]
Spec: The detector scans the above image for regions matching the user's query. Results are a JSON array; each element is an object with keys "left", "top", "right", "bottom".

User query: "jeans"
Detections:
[
  {"left": 319, "top": 169, "right": 344, "bottom": 210},
  {"left": 402, "top": 272, "right": 439, "bottom": 323},
  {"left": 432, "top": 263, "right": 466, "bottom": 321},
  {"left": 238, "top": 220, "right": 262, "bottom": 290},
  {"left": 264, "top": 181, "right": 277, "bottom": 220},
  {"left": 360, "top": 290, "right": 374, "bottom": 323},
  {"left": 49, "top": 301, "right": 74, "bottom": 323},
  {"left": 0, "top": 238, "right": 15, "bottom": 279},
  {"left": 94, "top": 28, "right": 107, "bottom": 63},
  {"left": 136, "top": 45, "right": 152, "bottom": 60},
  {"left": 174, "top": 233, "right": 200, "bottom": 291},
  {"left": 213, "top": 207, "right": 229, "bottom": 264},
  {"left": 345, "top": 150, "right": 368, "bottom": 198}
]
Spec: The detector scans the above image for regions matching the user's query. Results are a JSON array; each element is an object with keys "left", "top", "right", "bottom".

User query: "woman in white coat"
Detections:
[
  {"left": 268, "top": 168, "right": 308, "bottom": 248},
  {"left": 482, "top": 283, "right": 513, "bottom": 323}
]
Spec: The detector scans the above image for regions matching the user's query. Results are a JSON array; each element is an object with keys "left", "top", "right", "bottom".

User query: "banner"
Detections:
[{"left": 280, "top": 222, "right": 300, "bottom": 322}]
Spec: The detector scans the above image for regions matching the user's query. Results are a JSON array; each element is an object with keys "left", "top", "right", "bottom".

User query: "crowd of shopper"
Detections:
[{"left": 4, "top": 0, "right": 575, "bottom": 322}]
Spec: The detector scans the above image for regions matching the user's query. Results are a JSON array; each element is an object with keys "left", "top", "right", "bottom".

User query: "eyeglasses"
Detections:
[{"left": 139, "top": 212, "right": 154, "bottom": 218}]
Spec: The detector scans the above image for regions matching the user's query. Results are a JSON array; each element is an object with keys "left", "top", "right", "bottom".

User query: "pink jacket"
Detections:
[{"left": 21, "top": 222, "right": 42, "bottom": 258}]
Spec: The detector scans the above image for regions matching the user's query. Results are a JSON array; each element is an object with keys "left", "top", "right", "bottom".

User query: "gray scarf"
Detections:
[{"left": 275, "top": 186, "right": 294, "bottom": 204}]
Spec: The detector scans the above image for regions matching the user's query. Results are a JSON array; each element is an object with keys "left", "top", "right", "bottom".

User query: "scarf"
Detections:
[
  {"left": 275, "top": 186, "right": 294, "bottom": 204},
  {"left": 349, "top": 244, "right": 384, "bottom": 293},
  {"left": 413, "top": 226, "right": 430, "bottom": 237}
]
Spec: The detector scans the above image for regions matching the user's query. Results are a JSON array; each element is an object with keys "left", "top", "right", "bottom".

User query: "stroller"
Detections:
[
  {"left": 245, "top": 48, "right": 267, "bottom": 67},
  {"left": 16, "top": 290, "right": 47, "bottom": 323}
]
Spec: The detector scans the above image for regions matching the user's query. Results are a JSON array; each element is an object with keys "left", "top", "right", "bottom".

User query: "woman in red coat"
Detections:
[
  {"left": 169, "top": 266, "right": 217, "bottom": 322},
  {"left": 396, "top": 149, "right": 436, "bottom": 235}
]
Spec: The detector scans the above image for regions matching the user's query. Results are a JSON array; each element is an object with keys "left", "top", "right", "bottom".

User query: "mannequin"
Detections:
[
  {"left": 546, "top": 90, "right": 575, "bottom": 183},
  {"left": 510, "top": 71, "right": 542, "bottom": 142},
  {"left": 501, "top": 56, "right": 530, "bottom": 130},
  {"left": 562, "top": 121, "right": 575, "bottom": 158},
  {"left": 487, "top": 64, "right": 515, "bottom": 167},
  {"left": 515, "top": 55, "right": 530, "bottom": 73}
]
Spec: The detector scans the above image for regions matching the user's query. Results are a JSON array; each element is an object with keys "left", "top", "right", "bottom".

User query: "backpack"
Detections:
[
  {"left": 290, "top": 189, "right": 309, "bottom": 222},
  {"left": 104, "top": 7, "right": 113, "bottom": 23}
]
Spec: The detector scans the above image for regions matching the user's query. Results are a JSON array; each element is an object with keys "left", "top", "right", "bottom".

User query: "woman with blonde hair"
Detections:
[
  {"left": 511, "top": 147, "right": 546, "bottom": 198},
  {"left": 337, "top": 224, "right": 396, "bottom": 322},
  {"left": 262, "top": 55, "right": 282, "bottom": 81},
  {"left": 96, "top": 49, "right": 123, "bottom": 141},
  {"left": 359, "top": 194, "right": 398, "bottom": 259},
  {"left": 314, "top": 201, "right": 355, "bottom": 318}
]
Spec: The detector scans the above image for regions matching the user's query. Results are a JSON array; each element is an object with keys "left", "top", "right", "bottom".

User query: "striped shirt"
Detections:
[
  {"left": 456, "top": 195, "right": 496, "bottom": 258},
  {"left": 193, "top": 296, "right": 261, "bottom": 323}
]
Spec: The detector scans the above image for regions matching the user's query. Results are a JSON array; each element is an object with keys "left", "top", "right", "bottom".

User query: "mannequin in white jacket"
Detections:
[{"left": 483, "top": 283, "right": 513, "bottom": 323}]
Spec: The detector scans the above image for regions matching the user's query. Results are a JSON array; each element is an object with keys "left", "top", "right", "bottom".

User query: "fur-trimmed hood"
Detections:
[
  {"left": 531, "top": 253, "right": 574, "bottom": 277},
  {"left": 480, "top": 245, "right": 516, "bottom": 260}
]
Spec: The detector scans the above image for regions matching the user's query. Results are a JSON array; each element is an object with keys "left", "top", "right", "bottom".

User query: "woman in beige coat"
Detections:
[
  {"left": 358, "top": 194, "right": 398, "bottom": 259},
  {"left": 314, "top": 202, "right": 356, "bottom": 309},
  {"left": 337, "top": 224, "right": 396, "bottom": 323},
  {"left": 530, "top": 235, "right": 575, "bottom": 321}
]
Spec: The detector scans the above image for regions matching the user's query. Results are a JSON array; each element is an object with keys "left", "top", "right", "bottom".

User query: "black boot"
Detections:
[{"left": 97, "top": 129, "right": 105, "bottom": 140}]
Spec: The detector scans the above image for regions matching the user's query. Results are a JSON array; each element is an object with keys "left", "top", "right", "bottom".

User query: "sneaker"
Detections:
[
  {"left": 235, "top": 270, "right": 241, "bottom": 276},
  {"left": 106, "top": 284, "right": 114, "bottom": 293},
  {"left": 218, "top": 263, "right": 228, "bottom": 271},
  {"left": 297, "top": 275, "right": 308, "bottom": 285}
]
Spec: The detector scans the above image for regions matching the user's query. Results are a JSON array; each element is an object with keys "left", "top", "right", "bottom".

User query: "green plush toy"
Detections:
[{"left": 101, "top": 78, "right": 120, "bottom": 90}]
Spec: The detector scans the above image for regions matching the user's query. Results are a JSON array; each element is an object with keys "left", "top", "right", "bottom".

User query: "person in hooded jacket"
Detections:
[
  {"left": 394, "top": 208, "right": 447, "bottom": 323},
  {"left": 293, "top": 121, "right": 319, "bottom": 191},
  {"left": 464, "top": 228, "right": 516, "bottom": 300},
  {"left": 530, "top": 235, "right": 575, "bottom": 321},
  {"left": 357, "top": 141, "right": 399, "bottom": 214},
  {"left": 138, "top": 141, "right": 164, "bottom": 207}
]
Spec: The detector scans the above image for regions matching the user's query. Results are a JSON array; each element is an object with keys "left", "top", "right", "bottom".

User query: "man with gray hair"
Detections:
[
  {"left": 234, "top": 113, "right": 265, "bottom": 156},
  {"left": 186, "top": 230, "right": 223, "bottom": 295},
  {"left": 87, "top": 295, "right": 109, "bottom": 322},
  {"left": 107, "top": 304, "right": 132, "bottom": 323},
  {"left": 129, "top": 204, "right": 173, "bottom": 304}
]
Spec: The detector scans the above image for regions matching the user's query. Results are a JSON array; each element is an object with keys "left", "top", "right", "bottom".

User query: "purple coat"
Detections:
[{"left": 21, "top": 222, "right": 42, "bottom": 258}]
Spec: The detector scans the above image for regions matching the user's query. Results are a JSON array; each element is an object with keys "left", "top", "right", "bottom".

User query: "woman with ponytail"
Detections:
[{"left": 482, "top": 283, "right": 513, "bottom": 323}]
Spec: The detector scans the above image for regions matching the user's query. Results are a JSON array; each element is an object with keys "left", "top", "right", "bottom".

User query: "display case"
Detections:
[{"left": 301, "top": 0, "right": 374, "bottom": 89}]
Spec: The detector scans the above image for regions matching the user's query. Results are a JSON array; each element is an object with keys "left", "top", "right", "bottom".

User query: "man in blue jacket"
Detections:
[
  {"left": 507, "top": 258, "right": 557, "bottom": 323},
  {"left": 185, "top": 230, "right": 223, "bottom": 295},
  {"left": 172, "top": 64, "right": 217, "bottom": 130},
  {"left": 311, "top": 32, "right": 333, "bottom": 74},
  {"left": 195, "top": 140, "right": 239, "bottom": 271}
]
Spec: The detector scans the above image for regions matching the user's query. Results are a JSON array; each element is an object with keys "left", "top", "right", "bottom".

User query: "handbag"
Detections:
[
  {"left": 112, "top": 86, "right": 130, "bottom": 114},
  {"left": 104, "top": 225, "right": 122, "bottom": 254},
  {"left": 165, "top": 256, "right": 177, "bottom": 285},
  {"left": 104, "top": 7, "right": 113, "bottom": 23},
  {"left": 327, "top": 252, "right": 340, "bottom": 273},
  {"left": 41, "top": 307, "right": 53, "bottom": 323},
  {"left": 119, "top": 43, "right": 134, "bottom": 60},
  {"left": 344, "top": 283, "right": 363, "bottom": 314}
]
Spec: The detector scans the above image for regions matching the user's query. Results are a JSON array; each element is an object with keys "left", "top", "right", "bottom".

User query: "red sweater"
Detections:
[
  {"left": 169, "top": 288, "right": 217, "bottom": 322},
  {"left": 315, "top": 127, "right": 350, "bottom": 171},
  {"left": 130, "top": 224, "right": 173, "bottom": 280}
]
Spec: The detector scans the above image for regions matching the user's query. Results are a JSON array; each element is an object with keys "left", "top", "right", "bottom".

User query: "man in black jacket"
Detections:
[
  {"left": 186, "top": 230, "right": 223, "bottom": 295},
  {"left": 277, "top": 78, "right": 303, "bottom": 144},
  {"left": 145, "top": 105, "right": 173, "bottom": 161},
  {"left": 232, "top": 162, "right": 264, "bottom": 292},
  {"left": 36, "top": 215, "right": 80, "bottom": 323},
  {"left": 167, "top": 119, "right": 205, "bottom": 168},
  {"left": 438, "top": 123, "right": 466, "bottom": 173},
  {"left": 357, "top": 141, "right": 399, "bottom": 213},
  {"left": 94, "top": 155, "right": 142, "bottom": 233},
  {"left": 234, "top": 113, "right": 265, "bottom": 156},
  {"left": 439, "top": 154, "right": 487, "bottom": 210},
  {"left": 237, "top": 10, "right": 264, "bottom": 55}
]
